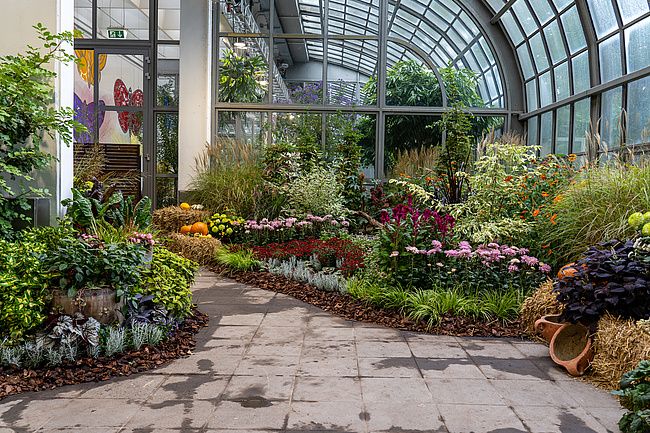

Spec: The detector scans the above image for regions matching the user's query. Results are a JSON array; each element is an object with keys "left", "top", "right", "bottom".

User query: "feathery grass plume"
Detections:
[{"left": 389, "top": 146, "right": 440, "bottom": 179}]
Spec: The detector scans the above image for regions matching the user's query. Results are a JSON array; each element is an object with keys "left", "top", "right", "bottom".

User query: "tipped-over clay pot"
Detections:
[
  {"left": 549, "top": 323, "right": 594, "bottom": 376},
  {"left": 534, "top": 314, "right": 565, "bottom": 343}
]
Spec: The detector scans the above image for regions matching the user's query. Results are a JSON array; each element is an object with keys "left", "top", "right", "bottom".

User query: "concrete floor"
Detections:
[{"left": 0, "top": 269, "right": 624, "bottom": 432}]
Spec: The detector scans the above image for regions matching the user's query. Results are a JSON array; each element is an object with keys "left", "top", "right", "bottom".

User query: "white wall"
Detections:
[
  {"left": 178, "top": 0, "right": 212, "bottom": 195},
  {"left": 0, "top": 0, "right": 75, "bottom": 224}
]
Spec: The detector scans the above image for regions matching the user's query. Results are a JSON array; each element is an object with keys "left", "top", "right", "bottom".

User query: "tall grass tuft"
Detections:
[
  {"left": 389, "top": 146, "right": 439, "bottom": 179},
  {"left": 191, "top": 137, "right": 284, "bottom": 219},
  {"left": 542, "top": 158, "right": 650, "bottom": 264}
]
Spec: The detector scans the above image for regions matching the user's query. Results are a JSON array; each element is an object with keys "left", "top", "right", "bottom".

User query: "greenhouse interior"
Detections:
[{"left": 1, "top": 0, "right": 650, "bottom": 432}]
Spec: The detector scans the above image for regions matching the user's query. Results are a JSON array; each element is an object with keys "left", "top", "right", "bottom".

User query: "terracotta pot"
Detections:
[
  {"left": 534, "top": 314, "right": 564, "bottom": 343},
  {"left": 50, "top": 287, "right": 124, "bottom": 325},
  {"left": 549, "top": 323, "right": 594, "bottom": 376}
]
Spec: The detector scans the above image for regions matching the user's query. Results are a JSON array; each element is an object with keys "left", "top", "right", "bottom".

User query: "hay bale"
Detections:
[
  {"left": 161, "top": 232, "right": 222, "bottom": 265},
  {"left": 152, "top": 206, "right": 211, "bottom": 234},
  {"left": 588, "top": 313, "right": 650, "bottom": 390},
  {"left": 520, "top": 279, "right": 563, "bottom": 342}
]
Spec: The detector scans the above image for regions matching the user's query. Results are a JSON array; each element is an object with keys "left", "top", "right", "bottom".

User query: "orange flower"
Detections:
[
  {"left": 533, "top": 209, "right": 539, "bottom": 217},
  {"left": 541, "top": 191, "right": 549, "bottom": 197},
  {"left": 541, "top": 174, "right": 547, "bottom": 180},
  {"left": 554, "top": 194, "right": 563, "bottom": 203},
  {"left": 505, "top": 176, "right": 513, "bottom": 182},
  {"left": 568, "top": 154, "right": 577, "bottom": 162},
  {"left": 550, "top": 213, "right": 557, "bottom": 225}
]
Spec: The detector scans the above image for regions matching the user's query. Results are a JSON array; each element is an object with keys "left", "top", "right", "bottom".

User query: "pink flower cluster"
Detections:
[
  {"left": 437, "top": 242, "right": 550, "bottom": 273},
  {"left": 79, "top": 233, "right": 104, "bottom": 249},
  {"left": 128, "top": 232, "right": 155, "bottom": 246}
]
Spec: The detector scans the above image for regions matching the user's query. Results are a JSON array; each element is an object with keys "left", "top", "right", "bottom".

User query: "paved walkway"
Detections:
[{"left": 0, "top": 269, "right": 624, "bottom": 432}]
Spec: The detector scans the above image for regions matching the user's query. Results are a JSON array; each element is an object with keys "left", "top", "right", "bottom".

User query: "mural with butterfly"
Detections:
[
  {"left": 73, "top": 94, "right": 106, "bottom": 143},
  {"left": 114, "top": 78, "right": 144, "bottom": 136},
  {"left": 75, "top": 48, "right": 107, "bottom": 88}
]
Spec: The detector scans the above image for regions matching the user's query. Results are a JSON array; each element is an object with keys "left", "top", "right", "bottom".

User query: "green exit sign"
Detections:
[{"left": 107, "top": 29, "right": 127, "bottom": 39}]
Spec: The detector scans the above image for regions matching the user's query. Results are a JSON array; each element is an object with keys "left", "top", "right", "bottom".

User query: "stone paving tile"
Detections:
[
  {"left": 216, "top": 312, "right": 266, "bottom": 326},
  {"left": 254, "top": 325, "right": 307, "bottom": 340},
  {"left": 235, "top": 354, "right": 301, "bottom": 376},
  {"left": 407, "top": 340, "right": 468, "bottom": 358},
  {"left": 307, "top": 314, "right": 355, "bottom": 328},
  {"left": 211, "top": 325, "right": 259, "bottom": 340},
  {"left": 426, "top": 378, "right": 506, "bottom": 406},
  {"left": 458, "top": 339, "right": 528, "bottom": 359},
  {"left": 437, "top": 404, "right": 528, "bottom": 433},
  {"left": 123, "top": 399, "right": 215, "bottom": 429},
  {"left": 201, "top": 338, "right": 250, "bottom": 354},
  {"left": 490, "top": 378, "right": 581, "bottom": 407},
  {"left": 354, "top": 325, "right": 406, "bottom": 341},
  {"left": 221, "top": 375, "right": 295, "bottom": 400},
  {"left": 512, "top": 405, "right": 616, "bottom": 433},
  {"left": 414, "top": 357, "right": 486, "bottom": 379},
  {"left": 358, "top": 356, "right": 422, "bottom": 378},
  {"left": 246, "top": 338, "right": 304, "bottom": 357},
  {"left": 207, "top": 400, "right": 290, "bottom": 430},
  {"left": 356, "top": 340, "right": 412, "bottom": 358},
  {"left": 474, "top": 357, "right": 550, "bottom": 380},
  {"left": 293, "top": 377, "right": 362, "bottom": 402},
  {"left": 76, "top": 373, "right": 165, "bottom": 400},
  {"left": 287, "top": 401, "right": 367, "bottom": 432},
  {"left": 147, "top": 374, "right": 229, "bottom": 401},
  {"left": 304, "top": 325, "right": 356, "bottom": 341},
  {"left": 360, "top": 377, "right": 433, "bottom": 403},
  {"left": 165, "top": 351, "right": 242, "bottom": 375},
  {"left": 0, "top": 397, "right": 72, "bottom": 430},
  {"left": 554, "top": 377, "right": 623, "bottom": 408},
  {"left": 297, "top": 355, "right": 360, "bottom": 377},
  {"left": 301, "top": 340, "right": 356, "bottom": 358},
  {"left": 43, "top": 398, "right": 142, "bottom": 428},
  {"left": 364, "top": 401, "right": 447, "bottom": 432}
]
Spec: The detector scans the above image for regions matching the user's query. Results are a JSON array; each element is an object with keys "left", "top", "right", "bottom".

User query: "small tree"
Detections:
[{"left": 0, "top": 23, "right": 82, "bottom": 238}]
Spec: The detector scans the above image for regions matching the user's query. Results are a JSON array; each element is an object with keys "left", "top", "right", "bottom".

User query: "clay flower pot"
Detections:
[
  {"left": 534, "top": 314, "right": 565, "bottom": 343},
  {"left": 549, "top": 323, "right": 594, "bottom": 376}
]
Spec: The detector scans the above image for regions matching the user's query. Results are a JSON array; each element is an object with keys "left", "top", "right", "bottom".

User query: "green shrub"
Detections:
[
  {"left": 280, "top": 166, "right": 347, "bottom": 218},
  {"left": 541, "top": 161, "right": 650, "bottom": 265},
  {"left": 132, "top": 246, "right": 198, "bottom": 317},
  {"left": 0, "top": 239, "right": 50, "bottom": 339},
  {"left": 612, "top": 360, "right": 650, "bottom": 433},
  {"left": 214, "top": 247, "right": 259, "bottom": 272}
]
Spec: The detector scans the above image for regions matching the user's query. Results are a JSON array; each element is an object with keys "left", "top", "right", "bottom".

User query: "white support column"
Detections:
[{"left": 178, "top": 0, "right": 212, "bottom": 197}]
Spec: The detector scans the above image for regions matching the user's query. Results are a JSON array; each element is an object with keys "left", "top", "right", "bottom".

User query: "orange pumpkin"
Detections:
[
  {"left": 190, "top": 222, "right": 209, "bottom": 236},
  {"left": 180, "top": 225, "right": 192, "bottom": 235}
]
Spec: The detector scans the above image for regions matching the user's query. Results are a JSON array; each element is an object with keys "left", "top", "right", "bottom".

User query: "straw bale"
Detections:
[
  {"left": 520, "top": 279, "right": 563, "bottom": 342},
  {"left": 161, "top": 232, "right": 222, "bottom": 265},
  {"left": 587, "top": 313, "right": 650, "bottom": 390},
  {"left": 152, "top": 206, "right": 212, "bottom": 234}
]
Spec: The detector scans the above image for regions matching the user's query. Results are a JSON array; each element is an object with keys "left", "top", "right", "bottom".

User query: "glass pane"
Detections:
[
  {"left": 517, "top": 44, "right": 535, "bottom": 79},
  {"left": 326, "top": 39, "right": 377, "bottom": 105},
  {"left": 221, "top": 0, "right": 270, "bottom": 35},
  {"left": 600, "top": 87, "right": 623, "bottom": 149},
  {"left": 552, "top": 0, "right": 572, "bottom": 11},
  {"left": 502, "top": 11, "right": 525, "bottom": 46},
  {"left": 561, "top": 6, "right": 587, "bottom": 54},
  {"left": 573, "top": 99, "right": 590, "bottom": 154},
  {"left": 157, "top": 45, "right": 179, "bottom": 105},
  {"left": 74, "top": 0, "right": 93, "bottom": 38},
  {"left": 156, "top": 177, "right": 177, "bottom": 209},
  {"left": 618, "top": 0, "right": 649, "bottom": 25},
  {"left": 544, "top": 20, "right": 566, "bottom": 65},
  {"left": 329, "top": 0, "right": 379, "bottom": 35},
  {"left": 540, "top": 111, "right": 553, "bottom": 155},
  {"left": 158, "top": 0, "right": 180, "bottom": 40},
  {"left": 98, "top": 54, "right": 144, "bottom": 107},
  {"left": 529, "top": 0, "right": 555, "bottom": 25},
  {"left": 539, "top": 71, "right": 553, "bottom": 107},
  {"left": 385, "top": 43, "right": 444, "bottom": 107},
  {"left": 555, "top": 105, "right": 570, "bottom": 154},
  {"left": 554, "top": 61, "right": 570, "bottom": 100},
  {"left": 626, "top": 75, "right": 650, "bottom": 145},
  {"left": 219, "top": 111, "right": 269, "bottom": 144},
  {"left": 526, "top": 80, "right": 538, "bottom": 111},
  {"left": 599, "top": 34, "right": 622, "bottom": 83},
  {"left": 527, "top": 115, "right": 539, "bottom": 146},
  {"left": 156, "top": 113, "right": 178, "bottom": 174},
  {"left": 512, "top": 0, "right": 538, "bottom": 36},
  {"left": 74, "top": 48, "right": 102, "bottom": 144},
  {"left": 626, "top": 16, "right": 650, "bottom": 74},
  {"left": 385, "top": 114, "right": 442, "bottom": 178},
  {"left": 97, "top": 0, "right": 149, "bottom": 40},
  {"left": 572, "top": 51, "right": 590, "bottom": 93},
  {"left": 99, "top": 110, "right": 144, "bottom": 144},
  {"left": 530, "top": 33, "right": 550, "bottom": 72},
  {"left": 218, "top": 37, "right": 270, "bottom": 104},
  {"left": 587, "top": 0, "right": 618, "bottom": 38}
]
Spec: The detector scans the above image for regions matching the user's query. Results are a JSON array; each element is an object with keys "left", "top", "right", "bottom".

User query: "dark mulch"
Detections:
[
  {"left": 0, "top": 307, "right": 209, "bottom": 402},
  {"left": 212, "top": 265, "right": 527, "bottom": 339}
]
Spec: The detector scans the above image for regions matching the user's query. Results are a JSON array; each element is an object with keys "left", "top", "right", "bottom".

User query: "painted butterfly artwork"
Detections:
[
  {"left": 73, "top": 93, "right": 106, "bottom": 143},
  {"left": 114, "top": 79, "right": 144, "bottom": 135},
  {"left": 75, "top": 49, "right": 107, "bottom": 87}
]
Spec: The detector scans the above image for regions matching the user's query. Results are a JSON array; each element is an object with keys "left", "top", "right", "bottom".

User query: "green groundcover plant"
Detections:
[{"left": 612, "top": 360, "right": 650, "bottom": 433}]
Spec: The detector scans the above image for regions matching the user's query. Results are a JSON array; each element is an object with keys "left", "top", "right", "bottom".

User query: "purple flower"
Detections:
[
  {"left": 444, "top": 249, "right": 461, "bottom": 258},
  {"left": 508, "top": 264, "right": 519, "bottom": 272},
  {"left": 540, "top": 263, "right": 551, "bottom": 273},
  {"left": 521, "top": 255, "right": 539, "bottom": 267},
  {"left": 390, "top": 251, "right": 399, "bottom": 257}
]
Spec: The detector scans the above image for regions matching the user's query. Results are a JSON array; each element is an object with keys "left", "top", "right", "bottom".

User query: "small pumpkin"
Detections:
[
  {"left": 180, "top": 225, "right": 192, "bottom": 235},
  {"left": 557, "top": 262, "right": 586, "bottom": 280},
  {"left": 180, "top": 202, "right": 191, "bottom": 210},
  {"left": 190, "top": 222, "right": 209, "bottom": 236}
]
